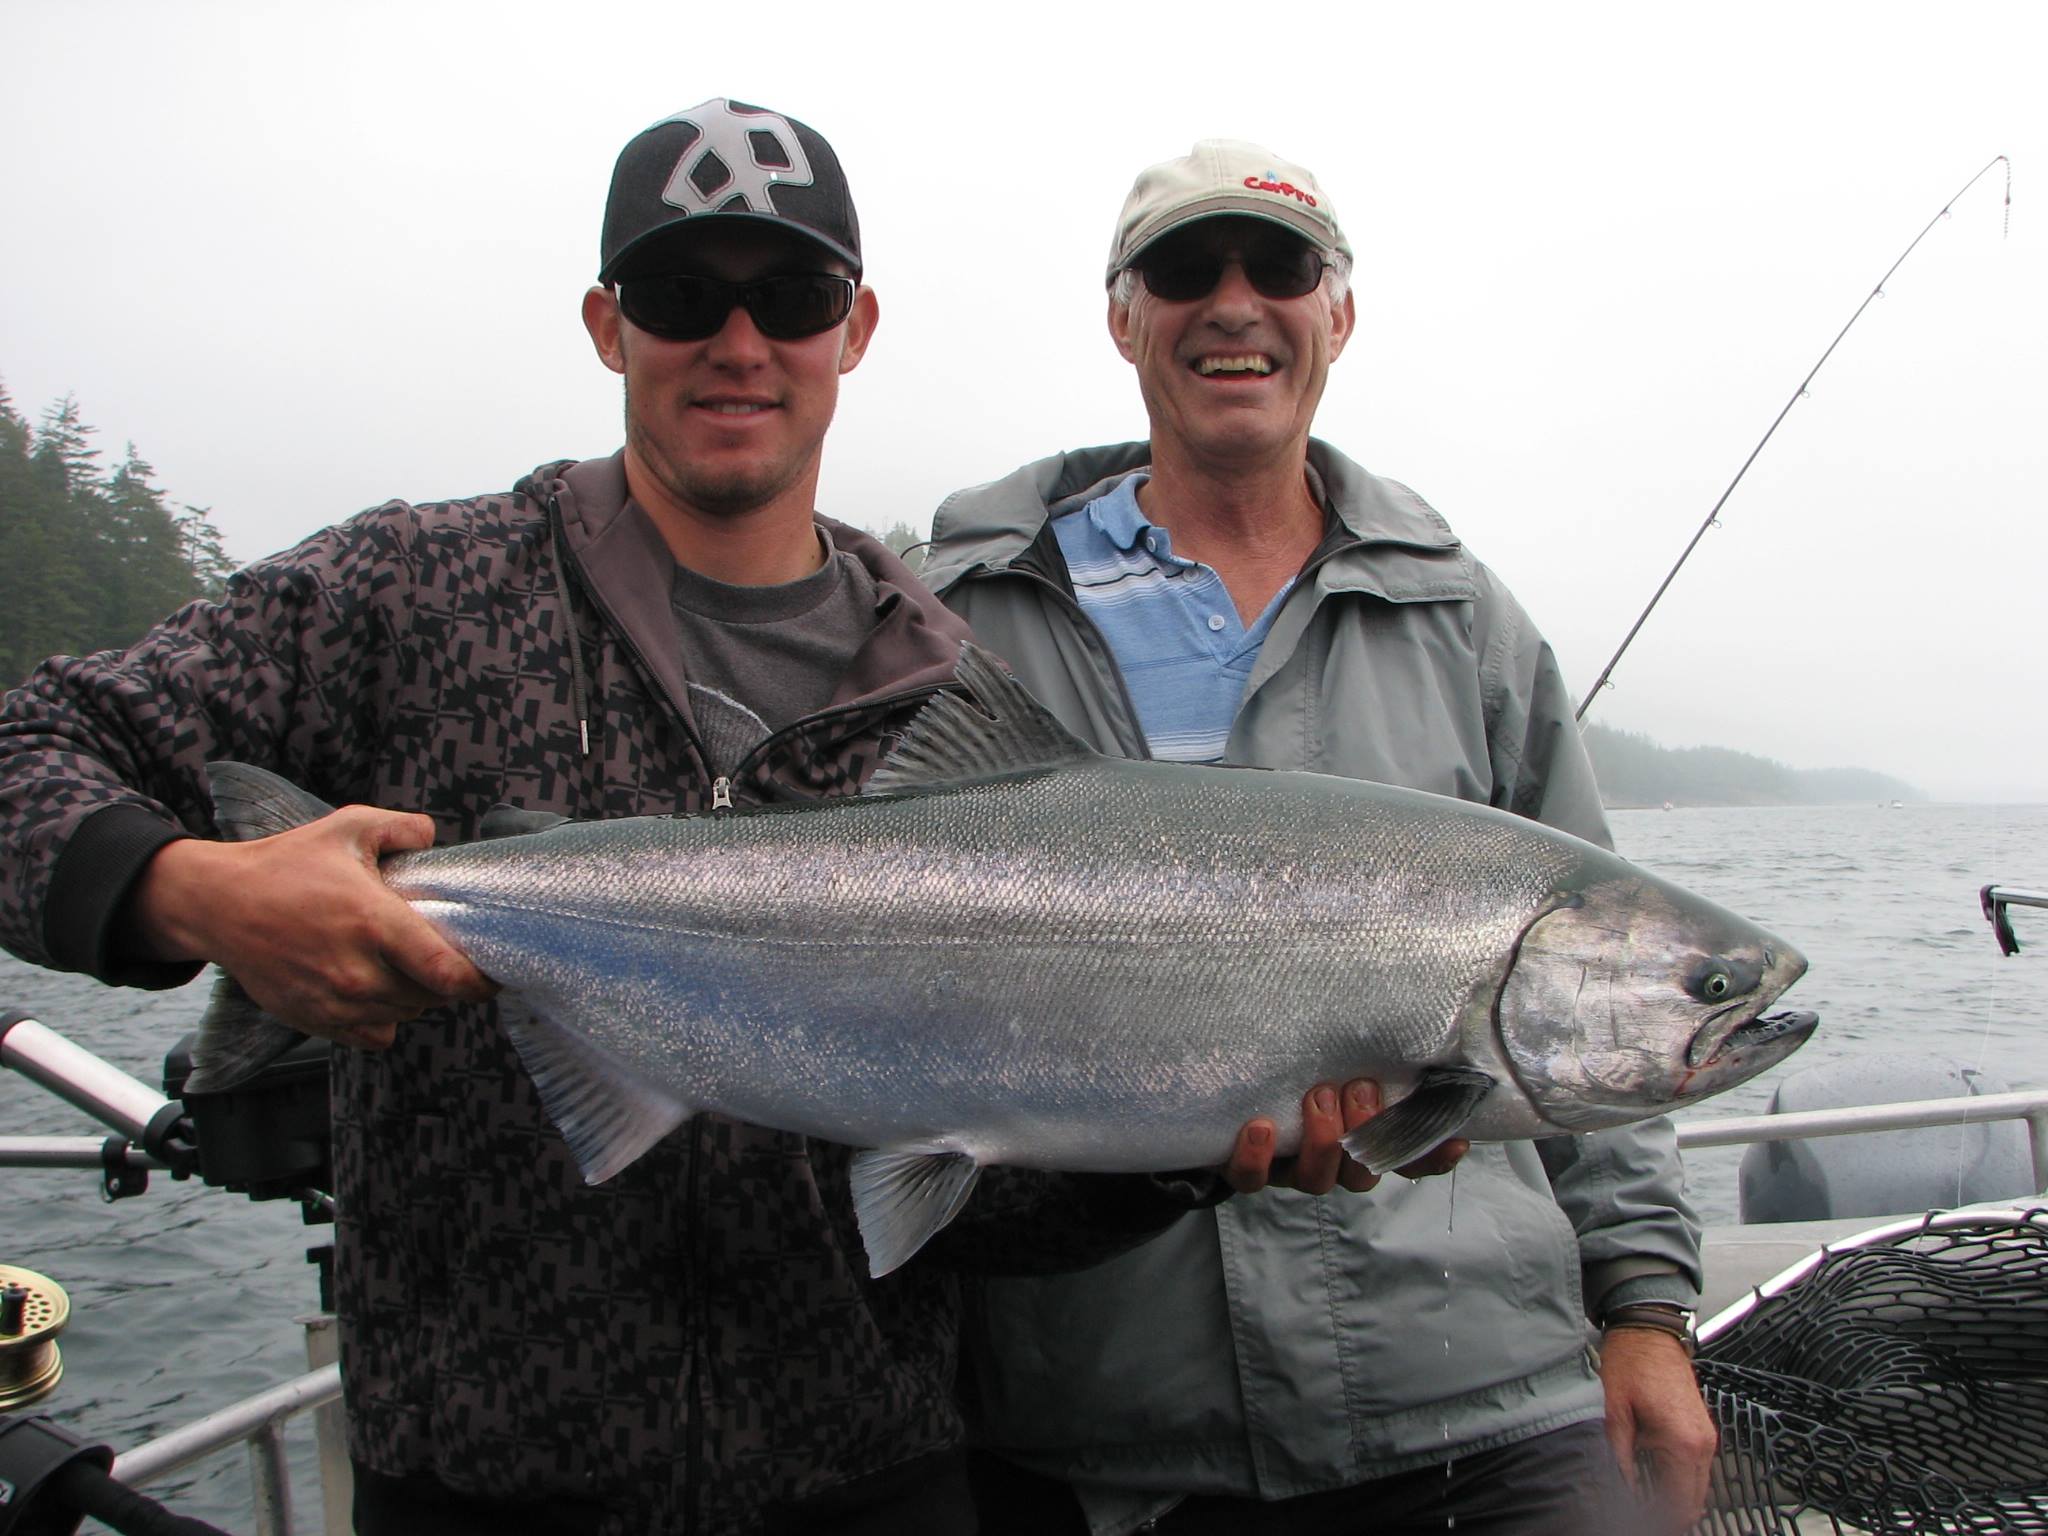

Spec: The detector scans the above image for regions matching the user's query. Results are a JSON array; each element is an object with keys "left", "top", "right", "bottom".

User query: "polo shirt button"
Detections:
[
  {"left": 1207, "top": 614, "right": 1226, "bottom": 631},
  {"left": 1144, "top": 536, "right": 1158, "bottom": 553}
]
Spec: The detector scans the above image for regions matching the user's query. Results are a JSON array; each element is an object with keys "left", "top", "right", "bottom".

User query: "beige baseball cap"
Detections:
[{"left": 1106, "top": 139, "right": 1351, "bottom": 285}]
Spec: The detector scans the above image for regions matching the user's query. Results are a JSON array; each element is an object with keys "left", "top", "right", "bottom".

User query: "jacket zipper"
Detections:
[{"left": 551, "top": 495, "right": 959, "bottom": 803}]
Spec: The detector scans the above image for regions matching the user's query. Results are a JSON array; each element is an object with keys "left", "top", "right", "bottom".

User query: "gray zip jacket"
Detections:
[{"left": 924, "top": 440, "right": 1703, "bottom": 1530}]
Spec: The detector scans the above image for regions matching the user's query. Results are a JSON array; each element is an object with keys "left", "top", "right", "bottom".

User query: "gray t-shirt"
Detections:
[{"left": 669, "top": 526, "right": 880, "bottom": 734}]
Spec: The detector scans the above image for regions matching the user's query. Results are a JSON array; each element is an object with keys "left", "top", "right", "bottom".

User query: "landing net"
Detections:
[{"left": 1691, "top": 1208, "right": 2048, "bottom": 1535}]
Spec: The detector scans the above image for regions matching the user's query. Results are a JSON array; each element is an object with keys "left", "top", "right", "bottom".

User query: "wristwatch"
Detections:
[{"left": 1600, "top": 1301, "right": 1698, "bottom": 1358}]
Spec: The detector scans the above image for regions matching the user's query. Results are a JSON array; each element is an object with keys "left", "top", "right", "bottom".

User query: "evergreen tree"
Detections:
[
  {"left": 0, "top": 379, "right": 245, "bottom": 682},
  {"left": 1, "top": 395, "right": 100, "bottom": 680},
  {"left": 104, "top": 445, "right": 204, "bottom": 632},
  {"left": 0, "top": 382, "right": 49, "bottom": 682},
  {"left": 176, "top": 503, "right": 238, "bottom": 598},
  {"left": 876, "top": 518, "right": 928, "bottom": 572}
]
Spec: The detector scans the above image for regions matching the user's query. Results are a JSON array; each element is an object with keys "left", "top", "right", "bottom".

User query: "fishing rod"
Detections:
[{"left": 1575, "top": 155, "right": 2011, "bottom": 723}]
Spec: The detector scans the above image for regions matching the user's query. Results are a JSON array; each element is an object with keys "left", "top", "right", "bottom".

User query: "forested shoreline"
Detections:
[
  {"left": 1583, "top": 721, "right": 1922, "bottom": 808},
  {"left": 0, "top": 381, "right": 237, "bottom": 686}
]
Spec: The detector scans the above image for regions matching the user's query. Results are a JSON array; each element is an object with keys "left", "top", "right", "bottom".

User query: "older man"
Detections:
[
  {"left": 0, "top": 104, "right": 1335, "bottom": 1536},
  {"left": 925, "top": 140, "right": 1717, "bottom": 1534}
]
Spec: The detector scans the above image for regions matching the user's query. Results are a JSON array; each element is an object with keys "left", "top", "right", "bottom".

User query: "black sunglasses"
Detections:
[
  {"left": 615, "top": 272, "right": 857, "bottom": 342},
  {"left": 1133, "top": 236, "right": 1329, "bottom": 304}
]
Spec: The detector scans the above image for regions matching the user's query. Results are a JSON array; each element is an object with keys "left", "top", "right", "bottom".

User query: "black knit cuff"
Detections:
[{"left": 44, "top": 802, "right": 203, "bottom": 989}]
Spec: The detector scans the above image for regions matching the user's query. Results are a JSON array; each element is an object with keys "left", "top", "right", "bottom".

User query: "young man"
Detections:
[
  {"left": 926, "top": 139, "right": 1718, "bottom": 1535},
  {"left": 0, "top": 103, "right": 1301, "bottom": 1535}
]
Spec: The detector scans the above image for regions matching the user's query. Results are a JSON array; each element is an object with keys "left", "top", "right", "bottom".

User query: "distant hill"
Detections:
[{"left": 1582, "top": 722, "right": 1922, "bottom": 808}]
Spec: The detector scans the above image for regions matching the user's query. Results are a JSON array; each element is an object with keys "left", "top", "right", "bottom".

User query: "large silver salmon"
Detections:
[{"left": 193, "top": 646, "right": 1814, "bottom": 1275}]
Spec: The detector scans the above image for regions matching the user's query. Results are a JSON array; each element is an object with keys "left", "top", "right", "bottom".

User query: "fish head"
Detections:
[{"left": 1495, "top": 872, "right": 1814, "bottom": 1131}]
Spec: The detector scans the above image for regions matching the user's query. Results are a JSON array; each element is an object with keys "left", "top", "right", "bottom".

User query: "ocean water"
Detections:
[{"left": 3, "top": 801, "right": 2046, "bottom": 1532}]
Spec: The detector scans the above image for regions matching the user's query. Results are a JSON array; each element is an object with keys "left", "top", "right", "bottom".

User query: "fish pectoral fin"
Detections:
[
  {"left": 499, "top": 997, "right": 691, "bottom": 1184},
  {"left": 183, "top": 970, "right": 307, "bottom": 1094},
  {"left": 864, "top": 643, "right": 1099, "bottom": 796},
  {"left": 1341, "top": 1066, "right": 1496, "bottom": 1175},
  {"left": 850, "top": 1148, "right": 984, "bottom": 1278}
]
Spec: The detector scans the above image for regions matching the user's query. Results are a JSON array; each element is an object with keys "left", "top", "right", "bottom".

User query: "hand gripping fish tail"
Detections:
[{"left": 188, "top": 643, "right": 1817, "bottom": 1278}]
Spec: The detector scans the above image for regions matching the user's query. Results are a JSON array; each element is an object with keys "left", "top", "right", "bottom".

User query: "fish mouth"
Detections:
[{"left": 1687, "top": 1007, "right": 1820, "bottom": 1069}]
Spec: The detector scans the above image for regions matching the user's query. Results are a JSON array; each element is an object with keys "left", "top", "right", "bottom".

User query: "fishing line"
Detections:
[
  {"left": 1576, "top": 156, "right": 2011, "bottom": 723},
  {"left": 1959, "top": 811, "right": 2011, "bottom": 1206}
]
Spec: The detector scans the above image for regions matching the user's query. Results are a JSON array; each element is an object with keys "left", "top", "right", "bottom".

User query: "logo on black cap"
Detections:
[{"left": 655, "top": 101, "right": 817, "bottom": 217}]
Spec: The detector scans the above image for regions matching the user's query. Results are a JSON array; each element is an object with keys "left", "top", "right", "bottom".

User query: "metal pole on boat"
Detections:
[
  {"left": 301, "top": 1312, "right": 352, "bottom": 1534},
  {"left": 0, "top": 1012, "right": 191, "bottom": 1166},
  {"left": 2028, "top": 1111, "right": 2048, "bottom": 1198},
  {"left": 0, "top": 1135, "right": 168, "bottom": 1170},
  {"left": 246, "top": 1419, "right": 292, "bottom": 1536}
]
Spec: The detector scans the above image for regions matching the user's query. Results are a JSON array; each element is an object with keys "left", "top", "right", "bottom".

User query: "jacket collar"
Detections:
[
  {"left": 530, "top": 451, "right": 971, "bottom": 724},
  {"left": 927, "top": 439, "right": 1473, "bottom": 605}
]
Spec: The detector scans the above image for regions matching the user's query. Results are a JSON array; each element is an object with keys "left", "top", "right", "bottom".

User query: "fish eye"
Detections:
[{"left": 1684, "top": 956, "right": 1751, "bottom": 1003}]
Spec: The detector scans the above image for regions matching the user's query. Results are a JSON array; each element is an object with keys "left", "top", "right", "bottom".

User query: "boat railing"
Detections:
[
  {"left": 1983, "top": 882, "right": 2048, "bottom": 955},
  {"left": 1675, "top": 1087, "right": 2048, "bottom": 1192},
  {"left": 111, "top": 1350, "right": 346, "bottom": 1536}
]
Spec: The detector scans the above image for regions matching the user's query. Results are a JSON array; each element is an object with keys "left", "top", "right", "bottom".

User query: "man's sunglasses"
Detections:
[
  {"left": 615, "top": 272, "right": 857, "bottom": 341},
  {"left": 1133, "top": 237, "right": 1329, "bottom": 304}
]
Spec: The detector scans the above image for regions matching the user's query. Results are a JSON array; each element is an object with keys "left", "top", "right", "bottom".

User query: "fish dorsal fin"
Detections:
[
  {"left": 866, "top": 643, "right": 1098, "bottom": 796},
  {"left": 1341, "top": 1065, "right": 1496, "bottom": 1175},
  {"left": 685, "top": 683, "right": 772, "bottom": 780},
  {"left": 206, "top": 761, "right": 339, "bottom": 841},
  {"left": 498, "top": 996, "right": 692, "bottom": 1184},
  {"left": 479, "top": 804, "right": 573, "bottom": 841},
  {"left": 850, "top": 1148, "right": 983, "bottom": 1277}
]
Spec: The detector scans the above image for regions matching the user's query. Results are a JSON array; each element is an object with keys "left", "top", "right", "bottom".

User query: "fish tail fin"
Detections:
[
  {"left": 183, "top": 971, "right": 308, "bottom": 1094},
  {"left": 498, "top": 997, "right": 691, "bottom": 1183},
  {"left": 850, "top": 1148, "right": 983, "bottom": 1277},
  {"left": 204, "top": 760, "right": 338, "bottom": 842},
  {"left": 1341, "top": 1066, "right": 1496, "bottom": 1174}
]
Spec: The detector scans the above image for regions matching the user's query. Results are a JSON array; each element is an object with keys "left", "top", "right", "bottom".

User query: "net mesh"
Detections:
[{"left": 1690, "top": 1209, "right": 2048, "bottom": 1535}]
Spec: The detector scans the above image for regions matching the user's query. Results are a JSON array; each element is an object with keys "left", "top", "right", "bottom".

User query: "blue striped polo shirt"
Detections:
[{"left": 1054, "top": 472, "right": 1294, "bottom": 763}]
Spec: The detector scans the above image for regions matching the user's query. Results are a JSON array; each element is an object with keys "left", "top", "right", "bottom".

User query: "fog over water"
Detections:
[{"left": 3, "top": 3, "right": 2043, "bottom": 800}]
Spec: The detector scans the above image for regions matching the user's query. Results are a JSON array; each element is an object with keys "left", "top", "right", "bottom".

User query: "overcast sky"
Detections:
[{"left": 4, "top": 2, "right": 2042, "bottom": 801}]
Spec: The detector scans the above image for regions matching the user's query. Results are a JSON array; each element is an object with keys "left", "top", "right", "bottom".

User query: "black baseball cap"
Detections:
[{"left": 599, "top": 99, "right": 862, "bottom": 284}]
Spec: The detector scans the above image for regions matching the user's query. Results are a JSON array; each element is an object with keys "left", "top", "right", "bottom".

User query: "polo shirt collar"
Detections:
[{"left": 1083, "top": 470, "right": 1156, "bottom": 554}]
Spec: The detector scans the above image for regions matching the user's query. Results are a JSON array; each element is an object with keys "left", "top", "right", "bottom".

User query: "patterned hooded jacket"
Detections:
[{"left": 0, "top": 452, "right": 1206, "bottom": 1533}]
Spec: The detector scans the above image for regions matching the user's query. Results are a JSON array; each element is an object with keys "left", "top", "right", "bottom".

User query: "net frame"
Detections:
[{"left": 1689, "top": 1207, "right": 2048, "bottom": 1536}]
